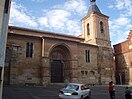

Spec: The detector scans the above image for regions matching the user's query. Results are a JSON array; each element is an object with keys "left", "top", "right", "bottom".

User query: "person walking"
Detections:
[
  {"left": 125, "top": 86, "right": 131, "bottom": 99},
  {"left": 108, "top": 81, "right": 115, "bottom": 99}
]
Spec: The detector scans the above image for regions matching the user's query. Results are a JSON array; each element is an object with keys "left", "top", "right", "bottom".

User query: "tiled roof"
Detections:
[{"left": 87, "top": 3, "right": 101, "bottom": 15}]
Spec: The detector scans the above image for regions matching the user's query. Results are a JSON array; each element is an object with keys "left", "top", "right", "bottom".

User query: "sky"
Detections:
[{"left": 9, "top": 0, "right": 132, "bottom": 45}]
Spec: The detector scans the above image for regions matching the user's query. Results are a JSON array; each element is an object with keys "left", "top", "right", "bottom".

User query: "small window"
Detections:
[
  {"left": 81, "top": 71, "right": 84, "bottom": 75},
  {"left": 85, "top": 71, "right": 88, "bottom": 75},
  {"left": 26, "top": 42, "right": 33, "bottom": 58},
  {"left": 85, "top": 50, "right": 90, "bottom": 63},
  {"left": 100, "top": 21, "right": 104, "bottom": 33},
  {"left": 5, "top": 47, "right": 11, "bottom": 66},
  {"left": 12, "top": 44, "right": 21, "bottom": 52},
  {"left": 87, "top": 23, "right": 90, "bottom": 35},
  {"left": 12, "top": 46, "right": 20, "bottom": 51}
]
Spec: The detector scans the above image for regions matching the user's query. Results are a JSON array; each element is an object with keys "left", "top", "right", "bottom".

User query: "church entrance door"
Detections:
[
  {"left": 51, "top": 60, "right": 63, "bottom": 83},
  {"left": 50, "top": 44, "right": 71, "bottom": 83}
]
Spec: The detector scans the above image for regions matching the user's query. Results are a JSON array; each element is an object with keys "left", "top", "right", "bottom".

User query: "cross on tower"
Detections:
[{"left": 90, "top": 0, "right": 96, "bottom": 2}]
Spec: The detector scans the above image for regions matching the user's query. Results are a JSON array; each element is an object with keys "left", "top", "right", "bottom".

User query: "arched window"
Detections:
[
  {"left": 100, "top": 21, "right": 104, "bottom": 33},
  {"left": 87, "top": 23, "right": 90, "bottom": 35},
  {"left": 85, "top": 50, "right": 90, "bottom": 63},
  {"left": 26, "top": 42, "right": 33, "bottom": 58}
]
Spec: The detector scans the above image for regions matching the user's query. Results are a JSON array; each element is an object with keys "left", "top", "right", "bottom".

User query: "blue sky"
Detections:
[{"left": 9, "top": 0, "right": 132, "bottom": 45}]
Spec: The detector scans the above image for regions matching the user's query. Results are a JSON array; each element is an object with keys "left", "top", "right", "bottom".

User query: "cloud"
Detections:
[
  {"left": 38, "top": 9, "right": 70, "bottom": 32},
  {"left": 38, "top": 17, "right": 49, "bottom": 27},
  {"left": 109, "top": 0, "right": 132, "bottom": 16},
  {"left": 108, "top": 0, "right": 132, "bottom": 45},
  {"left": 112, "top": 30, "right": 130, "bottom": 45},
  {"left": 109, "top": 17, "right": 132, "bottom": 45},
  {"left": 37, "top": 8, "right": 82, "bottom": 35},
  {"left": 31, "top": 0, "right": 47, "bottom": 2},
  {"left": 47, "top": 10, "right": 70, "bottom": 29},
  {"left": 109, "top": 17, "right": 131, "bottom": 34},
  {"left": 10, "top": 0, "right": 87, "bottom": 36},
  {"left": 37, "top": 0, "right": 87, "bottom": 35},
  {"left": 9, "top": 2, "right": 38, "bottom": 27},
  {"left": 66, "top": 20, "right": 81, "bottom": 35},
  {"left": 112, "top": 17, "right": 130, "bottom": 26},
  {"left": 63, "top": 0, "right": 87, "bottom": 15}
]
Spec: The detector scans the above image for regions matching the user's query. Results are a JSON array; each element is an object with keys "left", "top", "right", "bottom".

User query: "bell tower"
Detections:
[
  {"left": 81, "top": 0, "right": 115, "bottom": 84},
  {"left": 82, "top": 0, "right": 111, "bottom": 47}
]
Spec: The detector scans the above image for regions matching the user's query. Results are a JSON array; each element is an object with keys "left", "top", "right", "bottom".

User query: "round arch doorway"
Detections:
[{"left": 50, "top": 44, "right": 71, "bottom": 83}]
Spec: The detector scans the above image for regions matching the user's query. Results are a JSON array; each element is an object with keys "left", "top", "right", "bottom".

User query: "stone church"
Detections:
[{"left": 4, "top": 0, "right": 115, "bottom": 85}]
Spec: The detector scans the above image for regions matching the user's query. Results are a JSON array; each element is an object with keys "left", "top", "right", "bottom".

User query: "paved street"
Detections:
[{"left": 3, "top": 84, "right": 128, "bottom": 99}]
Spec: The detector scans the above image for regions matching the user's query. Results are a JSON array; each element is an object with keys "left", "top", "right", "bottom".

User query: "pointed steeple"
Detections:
[{"left": 87, "top": 0, "right": 101, "bottom": 15}]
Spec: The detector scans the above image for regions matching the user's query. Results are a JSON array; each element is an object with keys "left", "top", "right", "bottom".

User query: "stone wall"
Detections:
[{"left": 6, "top": 34, "right": 42, "bottom": 85}]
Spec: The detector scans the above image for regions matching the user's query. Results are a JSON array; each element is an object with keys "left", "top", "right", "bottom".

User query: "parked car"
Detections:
[{"left": 59, "top": 83, "right": 91, "bottom": 99}]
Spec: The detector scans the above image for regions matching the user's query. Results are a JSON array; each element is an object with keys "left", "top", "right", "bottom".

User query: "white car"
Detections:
[{"left": 59, "top": 83, "right": 91, "bottom": 99}]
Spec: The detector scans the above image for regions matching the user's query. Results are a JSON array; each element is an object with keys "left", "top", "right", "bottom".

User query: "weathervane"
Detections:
[
  {"left": 90, "top": 0, "right": 96, "bottom": 5},
  {"left": 90, "top": 0, "right": 96, "bottom": 2}
]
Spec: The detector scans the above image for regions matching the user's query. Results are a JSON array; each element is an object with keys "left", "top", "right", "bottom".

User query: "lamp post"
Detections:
[{"left": 0, "top": 0, "right": 11, "bottom": 98}]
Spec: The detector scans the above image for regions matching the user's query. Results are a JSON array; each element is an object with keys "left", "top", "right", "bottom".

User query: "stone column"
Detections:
[
  {"left": 129, "top": 68, "right": 132, "bottom": 85},
  {"left": 41, "top": 38, "right": 50, "bottom": 86},
  {"left": 41, "top": 57, "right": 50, "bottom": 86},
  {"left": 70, "top": 60, "right": 79, "bottom": 83}
]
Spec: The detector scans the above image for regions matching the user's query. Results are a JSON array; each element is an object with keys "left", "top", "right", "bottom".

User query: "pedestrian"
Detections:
[
  {"left": 125, "top": 86, "right": 131, "bottom": 99},
  {"left": 108, "top": 81, "right": 115, "bottom": 99}
]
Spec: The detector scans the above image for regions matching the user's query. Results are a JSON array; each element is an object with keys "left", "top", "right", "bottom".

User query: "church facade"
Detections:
[{"left": 4, "top": 0, "right": 115, "bottom": 85}]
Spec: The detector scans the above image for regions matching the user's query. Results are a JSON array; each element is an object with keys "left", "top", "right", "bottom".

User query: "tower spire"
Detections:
[{"left": 88, "top": 0, "right": 101, "bottom": 14}]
